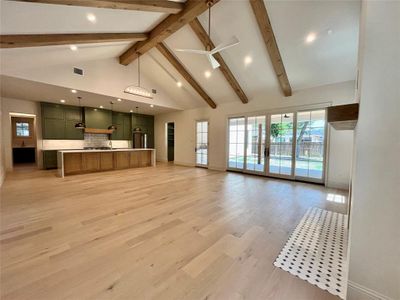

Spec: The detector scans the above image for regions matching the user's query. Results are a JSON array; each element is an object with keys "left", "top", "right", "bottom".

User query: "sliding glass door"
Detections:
[
  {"left": 295, "top": 110, "right": 326, "bottom": 181},
  {"left": 227, "top": 109, "right": 327, "bottom": 184},
  {"left": 245, "top": 115, "right": 266, "bottom": 173},
  {"left": 195, "top": 120, "right": 208, "bottom": 167},
  {"left": 228, "top": 117, "right": 245, "bottom": 170},
  {"left": 267, "top": 113, "right": 295, "bottom": 177}
]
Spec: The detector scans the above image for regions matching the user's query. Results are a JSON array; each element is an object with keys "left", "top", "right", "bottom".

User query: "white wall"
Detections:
[
  {"left": 347, "top": 1, "right": 400, "bottom": 300},
  {"left": 1, "top": 97, "right": 42, "bottom": 171},
  {"left": 0, "top": 97, "right": 5, "bottom": 186},
  {"left": 155, "top": 80, "right": 355, "bottom": 189}
]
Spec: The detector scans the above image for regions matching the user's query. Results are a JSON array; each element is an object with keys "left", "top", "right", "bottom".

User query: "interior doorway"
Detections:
[
  {"left": 195, "top": 120, "right": 208, "bottom": 168},
  {"left": 11, "top": 116, "right": 36, "bottom": 167},
  {"left": 167, "top": 122, "right": 174, "bottom": 162}
]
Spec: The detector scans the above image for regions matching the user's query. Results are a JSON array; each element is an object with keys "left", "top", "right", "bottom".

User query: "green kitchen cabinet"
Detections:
[
  {"left": 131, "top": 113, "right": 154, "bottom": 148},
  {"left": 111, "top": 112, "right": 131, "bottom": 140},
  {"left": 84, "top": 107, "right": 112, "bottom": 129},
  {"left": 41, "top": 103, "right": 84, "bottom": 140},
  {"left": 43, "top": 150, "right": 58, "bottom": 169},
  {"left": 43, "top": 118, "right": 65, "bottom": 139}
]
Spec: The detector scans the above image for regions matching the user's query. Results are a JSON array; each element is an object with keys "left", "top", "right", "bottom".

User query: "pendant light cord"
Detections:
[{"left": 137, "top": 54, "right": 141, "bottom": 87}]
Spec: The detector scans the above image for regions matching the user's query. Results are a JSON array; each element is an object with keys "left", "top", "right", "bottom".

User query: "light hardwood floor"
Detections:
[{"left": 0, "top": 163, "right": 347, "bottom": 300}]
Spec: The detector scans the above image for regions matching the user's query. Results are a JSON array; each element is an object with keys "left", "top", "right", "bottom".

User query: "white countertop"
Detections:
[{"left": 58, "top": 148, "right": 154, "bottom": 154}]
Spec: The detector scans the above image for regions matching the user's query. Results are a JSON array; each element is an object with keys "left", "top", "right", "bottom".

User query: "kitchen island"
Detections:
[{"left": 57, "top": 148, "right": 156, "bottom": 177}]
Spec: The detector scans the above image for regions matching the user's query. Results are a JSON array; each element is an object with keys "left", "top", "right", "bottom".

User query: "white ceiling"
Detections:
[{"left": 0, "top": 0, "right": 360, "bottom": 113}]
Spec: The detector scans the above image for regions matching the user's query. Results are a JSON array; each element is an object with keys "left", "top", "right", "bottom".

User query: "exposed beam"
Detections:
[
  {"left": 189, "top": 18, "right": 249, "bottom": 104},
  {"left": 156, "top": 43, "right": 217, "bottom": 109},
  {"left": 10, "top": 0, "right": 184, "bottom": 14},
  {"left": 120, "top": 0, "right": 220, "bottom": 66},
  {"left": 0, "top": 33, "right": 148, "bottom": 48},
  {"left": 249, "top": 0, "right": 292, "bottom": 97}
]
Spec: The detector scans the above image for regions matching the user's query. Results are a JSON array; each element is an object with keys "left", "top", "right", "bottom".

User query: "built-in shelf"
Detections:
[
  {"left": 84, "top": 128, "right": 114, "bottom": 134},
  {"left": 327, "top": 103, "right": 359, "bottom": 130}
]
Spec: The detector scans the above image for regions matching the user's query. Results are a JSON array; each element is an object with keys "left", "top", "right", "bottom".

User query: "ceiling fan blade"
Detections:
[
  {"left": 174, "top": 48, "right": 210, "bottom": 55},
  {"left": 207, "top": 54, "right": 220, "bottom": 69},
  {"left": 211, "top": 36, "right": 240, "bottom": 54}
]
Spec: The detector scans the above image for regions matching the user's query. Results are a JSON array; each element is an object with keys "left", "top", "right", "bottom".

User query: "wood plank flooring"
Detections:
[{"left": 0, "top": 163, "right": 347, "bottom": 299}]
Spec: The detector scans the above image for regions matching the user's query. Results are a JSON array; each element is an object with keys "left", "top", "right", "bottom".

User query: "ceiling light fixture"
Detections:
[
  {"left": 176, "top": 81, "right": 182, "bottom": 87},
  {"left": 87, "top": 13, "right": 96, "bottom": 23},
  {"left": 130, "top": 109, "right": 133, "bottom": 113},
  {"left": 70, "top": 45, "right": 78, "bottom": 51},
  {"left": 305, "top": 32, "right": 317, "bottom": 44},
  {"left": 71, "top": 89, "right": 77, "bottom": 94},
  {"left": 60, "top": 99, "right": 66, "bottom": 103},
  {"left": 74, "top": 96, "right": 86, "bottom": 129},
  {"left": 99, "top": 105, "right": 104, "bottom": 109},
  {"left": 204, "top": 70, "right": 211, "bottom": 78},
  {"left": 150, "top": 104, "right": 154, "bottom": 108},
  {"left": 117, "top": 98, "right": 122, "bottom": 102},
  {"left": 244, "top": 55, "right": 253, "bottom": 66},
  {"left": 124, "top": 54, "right": 153, "bottom": 99}
]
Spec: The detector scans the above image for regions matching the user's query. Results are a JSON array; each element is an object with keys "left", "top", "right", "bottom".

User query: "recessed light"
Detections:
[
  {"left": 130, "top": 109, "right": 133, "bottom": 113},
  {"left": 150, "top": 104, "right": 154, "bottom": 108},
  {"left": 327, "top": 29, "right": 333, "bottom": 35},
  {"left": 87, "top": 13, "right": 96, "bottom": 23},
  {"left": 60, "top": 99, "right": 66, "bottom": 103},
  {"left": 204, "top": 71, "right": 211, "bottom": 78},
  {"left": 244, "top": 55, "right": 253, "bottom": 66},
  {"left": 177, "top": 81, "right": 182, "bottom": 87},
  {"left": 117, "top": 98, "right": 122, "bottom": 102},
  {"left": 94, "top": 108, "right": 98, "bottom": 111},
  {"left": 99, "top": 105, "right": 104, "bottom": 109},
  {"left": 71, "top": 89, "right": 77, "bottom": 94},
  {"left": 305, "top": 32, "right": 317, "bottom": 44},
  {"left": 70, "top": 45, "right": 78, "bottom": 51}
]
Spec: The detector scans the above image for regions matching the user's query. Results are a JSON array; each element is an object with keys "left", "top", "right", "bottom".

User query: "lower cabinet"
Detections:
[
  {"left": 64, "top": 153, "right": 82, "bottom": 175},
  {"left": 100, "top": 152, "right": 114, "bottom": 170},
  {"left": 82, "top": 153, "right": 100, "bottom": 172},
  {"left": 43, "top": 150, "right": 58, "bottom": 169},
  {"left": 114, "top": 152, "right": 130, "bottom": 169}
]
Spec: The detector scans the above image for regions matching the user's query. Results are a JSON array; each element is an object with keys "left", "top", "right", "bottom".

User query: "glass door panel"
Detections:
[
  {"left": 245, "top": 116, "right": 266, "bottom": 173},
  {"left": 196, "top": 120, "right": 208, "bottom": 167},
  {"left": 228, "top": 117, "right": 245, "bottom": 170},
  {"left": 295, "top": 110, "right": 326, "bottom": 181},
  {"left": 268, "top": 113, "right": 294, "bottom": 176}
]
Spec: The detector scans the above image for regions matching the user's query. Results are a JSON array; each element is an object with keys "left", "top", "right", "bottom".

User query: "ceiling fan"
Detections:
[{"left": 175, "top": 1, "right": 239, "bottom": 69}]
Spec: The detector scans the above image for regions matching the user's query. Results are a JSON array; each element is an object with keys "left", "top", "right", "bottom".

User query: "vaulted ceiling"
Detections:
[{"left": 0, "top": 0, "right": 360, "bottom": 114}]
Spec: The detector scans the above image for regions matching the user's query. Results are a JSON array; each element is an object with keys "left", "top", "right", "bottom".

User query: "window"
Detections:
[{"left": 16, "top": 122, "right": 30, "bottom": 137}]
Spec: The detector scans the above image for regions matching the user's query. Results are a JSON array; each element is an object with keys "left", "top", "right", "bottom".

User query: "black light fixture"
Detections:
[
  {"left": 75, "top": 96, "right": 86, "bottom": 129},
  {"left": 284, "top": 114, "right": 290, "bottom": 119},
  {"left": 108, "top": 101, "right": 117, "bottom": 130}
]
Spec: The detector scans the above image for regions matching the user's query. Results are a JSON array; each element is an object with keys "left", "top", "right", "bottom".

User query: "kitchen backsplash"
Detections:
[
  {"left": 41, "top": 136, "right": 131, "bottom": 150},
  {"left": 84, "top": 133, "right": 109, "bottom": 148}
]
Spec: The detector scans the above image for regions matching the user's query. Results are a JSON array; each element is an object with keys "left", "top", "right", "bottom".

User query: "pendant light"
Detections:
[
  {"left": 108, "top": 101, "right": 117, "bottom": 130},
  {"left": 124, "top": 54, "right": 153, "bottom": 99},
  {"left": 75, "top": 96, "right": 86, "bottom": 129}
]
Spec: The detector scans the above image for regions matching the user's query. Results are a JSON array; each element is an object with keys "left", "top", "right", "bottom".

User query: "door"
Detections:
[
  {"left": 228, "top": 117, "right": 245, "bottom": 170},
  {"left": 195, "top": 120, "right": 208, "bottom": 167},
  {"left": 245, "top": 115, "right": 266, "bottom": 174},
  {"left": 295, "top": 109, "right": 326, "bottom": 182},
  {"left": 266, "top": 113, "right": 295, "bottom": 178},
  {"left": 167, "top": 122, "right": 174, "bottom": 162}
]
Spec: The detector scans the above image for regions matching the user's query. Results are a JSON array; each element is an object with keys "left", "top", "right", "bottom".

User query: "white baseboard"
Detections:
[
  {"left": 326, "top": 180, "right": 350, "bottom": 190},
  {"left": 347, "top": 281, "right": 395, "bottom": 300},
  {"left": 173, "top": 161, "right": 195, "bottom": 167},
  {"left": 208, "top": 165, "right": 226, "bottom": 172}
]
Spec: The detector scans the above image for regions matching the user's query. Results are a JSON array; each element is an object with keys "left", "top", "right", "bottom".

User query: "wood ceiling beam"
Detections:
[
  {"left": 249, "top": 0, "right": 292, "bottom": 97},
  {"left": 0, "top": 33, "right": 148, "bottom": 48},
  {"left": 120, "top": 0, "right": 220, "bottom": 66},
  {"left": 156, "top": 43, "right": 217, "bottom": 109},
  {"left": 10, "top": 0, "right": 184, "bottom": 14},
  {"left": 189, "top": 18, "right": 249, "bottom": 104}
]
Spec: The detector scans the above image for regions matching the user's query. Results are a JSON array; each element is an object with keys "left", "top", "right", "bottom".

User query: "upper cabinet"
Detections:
[
  {"left": 41, "top": 102, "right": 155, "bottom": 145},
  {"left": 111, "top": 112, "right": 131, "bottom": 140},
  {"left": 41, "top": 103, "right": 84, "bottom": 139},
  {"left": 84, "top": 107, "right": 112, "bottom": 130}
]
